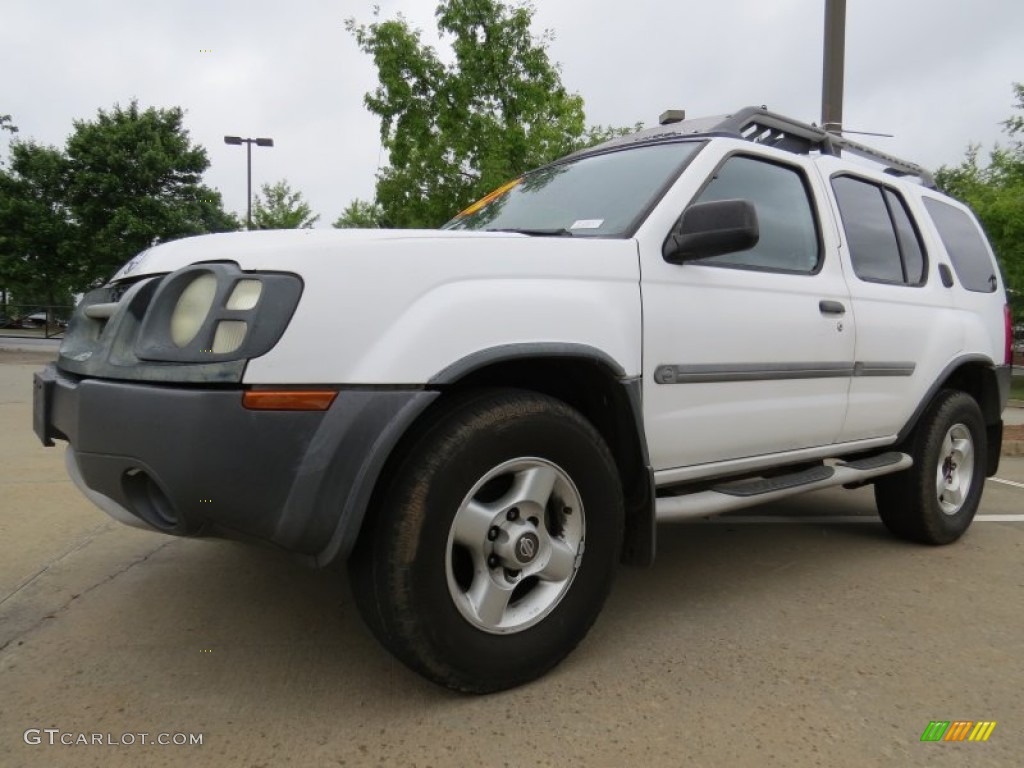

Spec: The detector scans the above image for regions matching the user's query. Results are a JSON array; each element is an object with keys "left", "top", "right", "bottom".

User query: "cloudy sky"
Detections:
[{"left": 2, "top": 0, "right": 1021, "bottom": 227}]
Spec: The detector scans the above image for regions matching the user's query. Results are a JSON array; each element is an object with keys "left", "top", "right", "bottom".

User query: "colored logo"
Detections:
[{"left": 920, "top": 721, "right": 996, "bottom": 742}]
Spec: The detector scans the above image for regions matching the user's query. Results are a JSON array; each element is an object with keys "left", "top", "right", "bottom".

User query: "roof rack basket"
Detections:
[{"left": 711, "top": 107, "right": 935, "bottom": 188}]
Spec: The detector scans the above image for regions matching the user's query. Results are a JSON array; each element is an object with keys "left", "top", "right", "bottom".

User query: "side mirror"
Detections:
[{"left": 662, "top": 199, "right": 759, "bottom": 264}]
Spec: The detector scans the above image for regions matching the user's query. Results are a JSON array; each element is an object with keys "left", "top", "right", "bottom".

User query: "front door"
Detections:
[{"left": 641, "top": 149, "right": 854, "bottom": 470}]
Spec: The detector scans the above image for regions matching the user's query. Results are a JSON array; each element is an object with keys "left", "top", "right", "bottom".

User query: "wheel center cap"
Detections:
[{"left": 513, "top": 532, "right": 540, "bottom": 564}]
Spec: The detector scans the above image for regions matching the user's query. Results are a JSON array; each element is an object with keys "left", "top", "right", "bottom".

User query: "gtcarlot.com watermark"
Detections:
[{"left": 24, "top": 728, "right": 203, "bottom": 747}]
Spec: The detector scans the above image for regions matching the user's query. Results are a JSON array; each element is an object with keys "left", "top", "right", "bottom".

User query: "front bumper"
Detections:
[{"left": 34, "top": 364, "right": 437, "bottom": 565}]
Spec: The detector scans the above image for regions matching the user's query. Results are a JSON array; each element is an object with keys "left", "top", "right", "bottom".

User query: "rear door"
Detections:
[{"left": 827, "top": 172, "right": 958, "bottom": 441}]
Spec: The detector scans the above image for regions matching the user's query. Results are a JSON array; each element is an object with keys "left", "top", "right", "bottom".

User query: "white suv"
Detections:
[{"left": 34, "top": 107, "right": 1013, "bottom": 692}]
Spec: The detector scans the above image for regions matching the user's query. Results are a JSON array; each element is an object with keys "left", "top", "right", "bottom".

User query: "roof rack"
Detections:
[
  {"left": 710, "top": 107, "right": 936, "bottom": 188},
  {"left": 576, "top": 106, "right": 935, "bottom": 189}
]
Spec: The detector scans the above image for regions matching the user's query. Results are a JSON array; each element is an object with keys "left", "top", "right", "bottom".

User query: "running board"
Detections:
[{"left": 655, "top": 452, "right": 912, "bottom": 522}]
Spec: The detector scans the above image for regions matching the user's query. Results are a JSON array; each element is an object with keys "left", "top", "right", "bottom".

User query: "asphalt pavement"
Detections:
[{"left": 2, "top": 350, "right": 1023, "bottom": 768}]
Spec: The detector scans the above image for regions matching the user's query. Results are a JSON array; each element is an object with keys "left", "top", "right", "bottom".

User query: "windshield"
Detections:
[{"left": 444, "top": 142, "right": 701, "bottom": 237}]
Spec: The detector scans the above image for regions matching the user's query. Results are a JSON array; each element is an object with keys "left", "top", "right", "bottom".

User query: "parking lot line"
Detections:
[
  {"left": 696, "top": 514, "right": 1024, "bottom": 524},
  {"left": 991, "top": 477, "right": 1024, "bottom": 490}
]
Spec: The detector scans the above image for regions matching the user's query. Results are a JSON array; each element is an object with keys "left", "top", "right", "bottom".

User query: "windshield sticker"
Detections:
[
  {"left": 454, "top": 178, "right": 523, "bottom": 219},
  {"left": 570, "top": 219, "right": 604, "bottom": 230}
]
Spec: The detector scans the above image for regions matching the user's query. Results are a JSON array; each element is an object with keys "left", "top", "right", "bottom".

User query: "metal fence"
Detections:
[{"left": 0, "top": 305, "right": 74, "bottom": 339}]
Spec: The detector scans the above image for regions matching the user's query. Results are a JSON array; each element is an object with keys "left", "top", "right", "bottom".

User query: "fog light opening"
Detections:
[{"left": 123, "top": 469, "right": 179, "bottom": 531}]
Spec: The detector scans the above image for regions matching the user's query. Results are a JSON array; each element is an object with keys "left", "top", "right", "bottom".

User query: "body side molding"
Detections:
[{"left": 654, "top": 361, "right": 915, "bottom": 384}]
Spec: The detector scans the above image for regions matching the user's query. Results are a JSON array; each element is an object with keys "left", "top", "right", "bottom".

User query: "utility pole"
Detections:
[{"left": 821, "top": 0, "right": 847, "bottom": 136}]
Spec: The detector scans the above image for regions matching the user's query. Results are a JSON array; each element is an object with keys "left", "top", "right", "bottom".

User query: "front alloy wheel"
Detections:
[
  {"left": 446, "top": 458, "right": 585, "bottom": 634},
  {"left": 349, "top": 389, "right": 623, "bottom": 693}
]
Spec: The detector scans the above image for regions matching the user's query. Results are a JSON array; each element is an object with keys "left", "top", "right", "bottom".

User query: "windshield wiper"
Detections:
[{"left": 486, "top": 227, "right": 574, "bottom": 237}]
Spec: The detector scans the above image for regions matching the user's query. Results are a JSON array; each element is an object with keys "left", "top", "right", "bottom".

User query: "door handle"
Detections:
[{"left": 819, "top": 300, "right": 846, "bottom": 316}]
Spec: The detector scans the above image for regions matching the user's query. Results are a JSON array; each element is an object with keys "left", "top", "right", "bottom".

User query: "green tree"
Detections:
[
  {"left": 251, "top": 179, "right": 320, "bottom": 229},
  {"left": 346, "top": 0, "right": 634, "bottom": 228},
  {"left": 937, "top": 83, "right": 1024, "bottom": 322},
  {"left": 333, "top": 199, "right": 384, "bottom": 228},
  {"left": 65, "top": 100, "right": 238, "bottom": 285},
  {"left": 0, "top": 141, "right": 78, "bottom": 307},
  {"left": 0, "top": 114, "right": 17, "bottom": 135}
]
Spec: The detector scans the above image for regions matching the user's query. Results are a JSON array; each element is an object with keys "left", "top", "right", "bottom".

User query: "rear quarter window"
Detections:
[{"left": 922, "top": 198, "right": 998, "bottom": 293}]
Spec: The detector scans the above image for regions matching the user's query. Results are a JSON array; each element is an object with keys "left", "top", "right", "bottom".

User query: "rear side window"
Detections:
[
  {"left": 691, "top": 155, "right": 820, "bottom": 273},
  {"left": 886, "top": 190, "right": 926, "bottom": 284},
  {"left": 922, "top": 198, "right": 997, "bottom": 293},
  {"left": 831, "top": 176, "right": 927, "bottom": 285}
]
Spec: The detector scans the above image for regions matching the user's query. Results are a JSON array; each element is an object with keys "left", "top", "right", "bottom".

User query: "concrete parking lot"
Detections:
[{"left": 2, "top": 348, "right": 1023, "bottom": 768}]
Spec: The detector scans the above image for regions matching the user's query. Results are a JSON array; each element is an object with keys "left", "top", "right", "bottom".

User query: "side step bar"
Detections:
[{"left": 655, "top": 452, "right": 912, "bottom": 523}]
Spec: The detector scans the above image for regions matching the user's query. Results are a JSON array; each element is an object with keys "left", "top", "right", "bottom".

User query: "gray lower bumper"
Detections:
[{"left": 34, "top": 364, "right": 437, "bottom": 565}]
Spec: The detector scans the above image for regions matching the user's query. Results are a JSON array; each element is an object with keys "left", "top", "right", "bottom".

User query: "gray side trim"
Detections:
[
  {"left": 430, "top": 343, "right": 629, "bottom": 384},
  {"left": 653, "top": 361, "right": 915, "bottom": 384},
  {"left": 853, "top": 361, "right": 917, "bottom": 377}
]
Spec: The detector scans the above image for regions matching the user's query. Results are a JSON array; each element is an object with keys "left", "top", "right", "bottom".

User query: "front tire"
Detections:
[
  {"left": 350, "top": 389, "right": 624, "bottom": 693},
  {"left": 874, "top": 390, "right": 987, "bottom": 545}
]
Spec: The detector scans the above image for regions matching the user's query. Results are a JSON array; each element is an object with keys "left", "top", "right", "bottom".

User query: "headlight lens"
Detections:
[
  {"left": 212, "top": 320, "right": 248, "bottom": 354},
  {"left": 226, "top": 279, "right": 263, "bottom": 310},
  {"left": 170, "top": 273, "right": 218, "bottom": 347}
]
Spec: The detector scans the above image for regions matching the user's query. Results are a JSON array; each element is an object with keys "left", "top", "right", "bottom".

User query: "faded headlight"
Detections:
[
  {"left": 135, "top": 263, "right": 302, "bottom": 363},
  {"left": 226, "top": 279, "right": 263, "bottom": 310},
  {"left": 170, "top": 273, "right": 218, "bottom": 347},
  {"left": 211, "top": 320, "right": 248, "bottom": 354}
]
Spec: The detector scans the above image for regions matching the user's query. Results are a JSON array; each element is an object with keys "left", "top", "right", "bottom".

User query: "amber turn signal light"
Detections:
[{"left": 242, "top": 390, "right": 338, "bottom": 411}]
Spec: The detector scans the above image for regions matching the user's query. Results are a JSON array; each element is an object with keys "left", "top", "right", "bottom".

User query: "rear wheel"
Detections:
[
  {"left": 874, "top": 390, "right": 986, "bottom": 544},
  {"left": 349, "top": 389, "right": 623, "bottom": 693}
]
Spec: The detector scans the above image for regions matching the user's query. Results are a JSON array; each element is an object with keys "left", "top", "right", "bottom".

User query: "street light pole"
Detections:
[
  {"left": 246, "top": 139, "right": 252, "bottom": 228},
  {"left": 224, "top": 135, "right": 274, "bottom": 230}
]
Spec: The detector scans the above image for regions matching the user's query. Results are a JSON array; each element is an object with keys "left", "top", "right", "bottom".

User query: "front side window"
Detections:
[
  {"left": 831, "top": 175, "right": 927, "bottom": 286},
  {"left": 922, "top": 198, "right": 997, "bottom": 293},
  {"left": 689, "top": 155, "right": 820, "bottom": 272},
  {"left": 444, "top": 142, "right": 701, "bottom": 237}
]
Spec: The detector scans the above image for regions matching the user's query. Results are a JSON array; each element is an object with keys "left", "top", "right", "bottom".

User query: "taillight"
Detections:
[{"left": 1005, "top": 304, "right": 1013, "bottom": 366}]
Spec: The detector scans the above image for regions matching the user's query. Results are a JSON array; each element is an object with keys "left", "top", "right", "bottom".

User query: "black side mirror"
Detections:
[{"left": 662, "top": 199, "right": 759, "bottom": 264}]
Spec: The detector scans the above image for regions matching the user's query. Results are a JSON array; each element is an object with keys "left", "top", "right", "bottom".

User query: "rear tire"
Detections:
[
  {"left": 874, "top": 390, "right": 986, "bottom": 544},
  {"left": 349, "top": 389, "right": 623, "bottom": 693}
]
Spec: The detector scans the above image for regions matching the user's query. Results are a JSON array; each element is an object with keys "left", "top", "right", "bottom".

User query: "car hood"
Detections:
[
  {"left": 112, "top": 228, "right": 545, "bottom": 281},
  {"left": 96, "top": 227, "right": 643, "bottom": 385}
]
